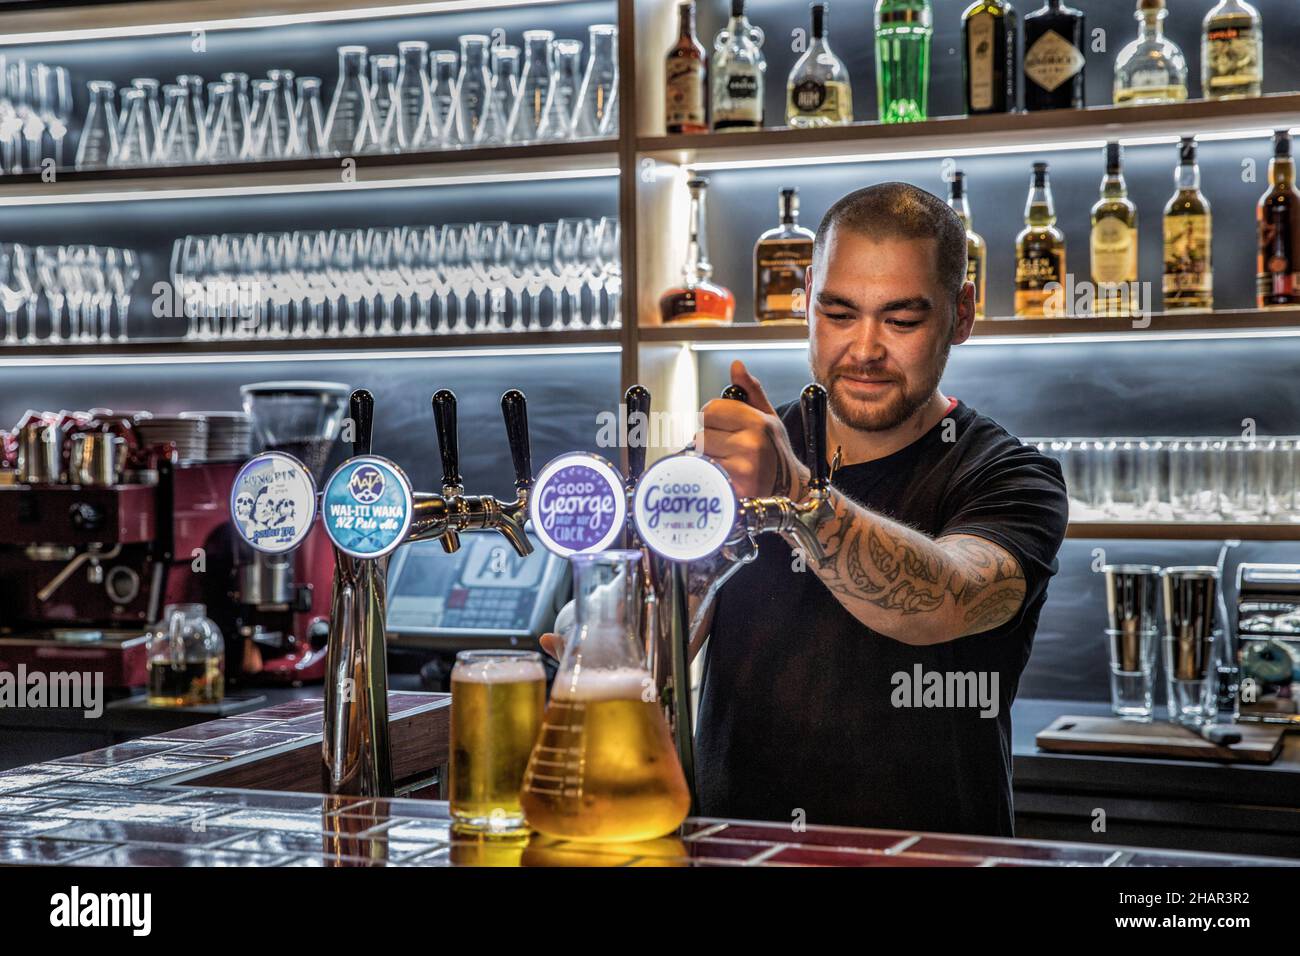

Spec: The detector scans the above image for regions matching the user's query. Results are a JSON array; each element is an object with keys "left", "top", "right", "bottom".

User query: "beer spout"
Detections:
[
  {"left": 350, "top": 388, "right": 374, "bottom": 456},
  {"left": 623, "top": 384, "right": 651, "bottom": 548},
  {"left": 431, "top": 389, "right": 464, "bottom": 555}
]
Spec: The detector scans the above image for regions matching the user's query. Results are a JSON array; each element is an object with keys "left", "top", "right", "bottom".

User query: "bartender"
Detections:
[{"left": 547, "top": 182, "right": 1069, "bottom": 838}]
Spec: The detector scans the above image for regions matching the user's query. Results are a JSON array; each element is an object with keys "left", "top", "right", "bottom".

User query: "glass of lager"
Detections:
[
  {"left": 520, "top": 550, "right": 691, "bottom": 842},
  {"left": 449, "top": 649, "right": 546, "bottom": 832}
]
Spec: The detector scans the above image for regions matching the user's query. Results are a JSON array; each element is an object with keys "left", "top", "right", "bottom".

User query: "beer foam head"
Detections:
[
  {"left": 452, "top": 657, "right": 546, "bottom": 684},
  {"left": 552, "top": 666, "right": 655, "bottom": 702}
]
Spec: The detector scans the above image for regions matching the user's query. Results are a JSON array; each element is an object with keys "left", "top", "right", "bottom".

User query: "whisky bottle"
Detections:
[
  {"left": 1114, "top": 0, "right": 1188, "bottom": 106},
  {"left": 962, "top": 0, "right": 1018, "bottom": 115},
  {"left": 1090, "top": 142, "right": 1138, "bottom": 317},
  {"left": 1023, "top": 0, "right": 1086, "bottom": 111},
  {"left": 1257, "top": 130, "right": 1300, "bottom": 309},
  {"left": 947, "top": 171, "right": 987, "bottom": 318},
  {"left": 665, "top": 1, "right": 707, "bottom": 134},
  {"left": 755, "top": 187, "right": 815, "bottom": 324},
  {"left": 1202, "top": 0, "right": 1263, "bottom": 101},
  {"left": 659, "top": 176, "right": 735, "bottom": 324},
  {"left": 712, "top": 0, "right": 766, "bottom": 132},
  {"left": 786, "top": 3, "right": 853, "bottom": 128},
  {"left": 1015, "top": 162, "right": 1066, "bottom": 317},
  {"left": 875, "top": 0, "right": 933, "bottom": 124},
  {"left": 1162, "top": 137, "right": 1213, "bottom": 312}
]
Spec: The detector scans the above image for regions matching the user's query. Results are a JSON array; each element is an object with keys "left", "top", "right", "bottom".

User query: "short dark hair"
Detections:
[{"left": 812, "top": 182, "right": 968, "bottom": 299}]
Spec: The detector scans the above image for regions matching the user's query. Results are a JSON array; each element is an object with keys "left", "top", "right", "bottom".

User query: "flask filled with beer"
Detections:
[{"left": 520, "top": 551, "right": 691, "bottom": 842}]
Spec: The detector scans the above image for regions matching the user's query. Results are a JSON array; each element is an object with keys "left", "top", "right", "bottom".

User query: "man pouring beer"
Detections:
[{"left": 544, "top": 182, "right": 1069, "bottom": 838}]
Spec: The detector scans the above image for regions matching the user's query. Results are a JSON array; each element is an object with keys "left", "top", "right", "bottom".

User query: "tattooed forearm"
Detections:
[{"left": 810, "top": 490, "right": 1026, "bottom": 645}]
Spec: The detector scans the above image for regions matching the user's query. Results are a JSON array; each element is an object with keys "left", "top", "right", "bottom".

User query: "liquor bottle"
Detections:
[
  {"left": 1090, "top": 142, "right": 1138, "bottom": 317},
  {"left": 665, "top": 1, "right": 707, "bottom": 134},
  {"left": 1023, "top": 0, "right": 1086, "bottom": 111},
  {"left": 1202, "top": 0, "right": 1263, "bottom": 101},
  {"left": 786, "top": 3, "right": 853, "bottom": 128},
  {"left": 711, "top": 0, "right": 766, "bottom": 132},
  {"left": 875, "top": 0, "right": 933, "bottom": 124},
  {"left": 1114, "top": 0, "right": 1187, "bottom": 105},
  {"left": 659, "top": 177, "right": 735, "bottom": 324},
  {"left": 1014, "top": 162, "right": 1066, "bottom": 318},
  {"left": 962, "top": 0, "right": 1018, "bottom": 115},
  {"left": 1257, "top": 130, "right": 1300, "bottom": 309},
  {"left": 1162, "top": 137, "right": 1213, "bottom": 312},
  {"left": 754, "top": 187, "right": 815, "bottom": 323},
  {"left": 947, "top": 172, "right": 987, "bottom": 318}
]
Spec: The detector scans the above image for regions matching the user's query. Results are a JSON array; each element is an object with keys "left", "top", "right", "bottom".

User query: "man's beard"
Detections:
[{"left": 815, "top": 347, "right": 950, "bottom": 433}]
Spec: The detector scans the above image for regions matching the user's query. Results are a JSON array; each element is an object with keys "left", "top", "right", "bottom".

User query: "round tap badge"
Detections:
[
  {"left": 320, "top": 455, "right": 413, "bottom": 559},
  {"left": 230, "top": 452, "right": 317, "bottom": 554},
  {"left": 633, "top": 453, "right": 737, "bottom": 562},
  {"left": 529, "top": 452, "right": 626, "bottom": 556}
]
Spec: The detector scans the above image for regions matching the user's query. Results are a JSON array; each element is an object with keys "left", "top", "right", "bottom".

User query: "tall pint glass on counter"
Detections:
[
  {"left": 449, "top": 650, "right": 546, "bottom": 832},
  {"left": 520, "top": 550, "right": 691, "bottom": 842}
]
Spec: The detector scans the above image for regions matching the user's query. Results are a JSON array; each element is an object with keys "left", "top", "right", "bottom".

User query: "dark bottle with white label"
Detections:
[
  {"left": 962, "top": 0, "right": 1018, "bottom": 115},
  {"left": 755, "top": 188, "right": 815, "bottom": 323},
  {"left": 711, "top": 0, "right": 766, "bottom": 131},
  {"left": 1258, "top": 130, "right": 1300, "bottom": 308},
  {"left": 1023, "top": 0, "right": 1086, "bottom": 111}
]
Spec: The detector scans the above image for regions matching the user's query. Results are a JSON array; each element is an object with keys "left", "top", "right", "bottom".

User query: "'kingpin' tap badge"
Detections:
[
  {"left": 633, "top": 453, "right": 737, "bottom": 562},
  {"left": 321, "top": 455, "right": 413, "bottom": 558},
  {"left": 529, "top": 452, "right": 626, "bottom": 556},
  {"left": 231, "top": 452, "right": 317, "bottom": 554}
]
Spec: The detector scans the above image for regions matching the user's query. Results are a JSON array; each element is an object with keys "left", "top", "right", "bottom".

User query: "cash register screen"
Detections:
[{"left": 385, "top": 531, "right": 568, "bottom": 646}]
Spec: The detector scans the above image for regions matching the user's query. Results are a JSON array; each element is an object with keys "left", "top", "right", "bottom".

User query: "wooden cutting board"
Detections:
[{"left": 1035, "top": 715, "right": 1287, "bottom": 764}]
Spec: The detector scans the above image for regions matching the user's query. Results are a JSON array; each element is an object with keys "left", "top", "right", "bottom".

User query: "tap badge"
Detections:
[
  {"left": 529, "top": 452, "right": 626, "bottom": 556},
  {"left": 633, "top": 453, "right": 737, "bottom": 562},
  {"left": 230, "top": 452, "right": 317, "bottom": 554},
  {"left": 321, "top": 455, "right": 413, "bottom": 559}
]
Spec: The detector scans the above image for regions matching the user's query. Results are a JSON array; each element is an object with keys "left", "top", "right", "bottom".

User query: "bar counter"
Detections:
[{"left": 0, "top": 692, "right": 1294, "bottom": 868}]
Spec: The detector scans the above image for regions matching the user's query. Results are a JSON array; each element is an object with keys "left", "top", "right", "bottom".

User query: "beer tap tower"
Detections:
[{"left": 232, "top": 387, "right": 534, "bottom": 799}]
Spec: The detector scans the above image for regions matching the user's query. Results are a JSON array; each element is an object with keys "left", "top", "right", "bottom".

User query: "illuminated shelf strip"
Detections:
[{"left": 1067, "top": 521, "right": 1299, "bottom": 541}]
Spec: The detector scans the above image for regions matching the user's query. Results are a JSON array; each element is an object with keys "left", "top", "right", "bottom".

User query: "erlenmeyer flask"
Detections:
[
  {"left": 75, "top": 80, "right": 118, "bottom": 170},
  {"left": 290, "top": 76, "right": 328, "bottom": 157},
  {"left": 572, "top": 24, "right": 618, "bottom": 139},
  {"left": 507, "top": 31, "right": 554, "bottom": 144},
  {"left": 156, "top": 84, "right": 197, "bottom": 166},
  {"left": 449, "top": 35, "right": 491, "bottom": 146},
  {"left": 482, "top": 44, "right": 519, "bottom": 146},
  {"left": 428, "top": 50, "right": 457, "bottom": 145},
  {"left": 363, "top": 55, "right": 398, "bottom": 153},
  {"left": 114, "top": 88, "right": 152, "bottom": 167},
  {"left": 394, "top": 41, "right": 434, "bottom": 150},
  {"left": 176, "top": 74, "right": 207, "bottom": 159},
  {"left": 262, "top": 69, "right": 296, "bottom": 158},
  {"left": 219, "top": 72, "right": 252, "bottom": 158},
  {"left": 520, "top": 551, "right": 691, "bottom": 843},
  {"left": 537, "top": 39, "right": 582, "bottom": 141},
  {"left": 204, "top": 82, "right": 242, "bottom": 164},
  {"left": 130, "top": 78, "right": 163, "bottom": 160},
  {"left": 324, "top": 45, "right": 377, "bottom": 156}
]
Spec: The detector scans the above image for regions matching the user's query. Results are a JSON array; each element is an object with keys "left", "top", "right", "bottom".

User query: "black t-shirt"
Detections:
[{"left": 694, "top": 398, "right": 1069, "bottom": 837}]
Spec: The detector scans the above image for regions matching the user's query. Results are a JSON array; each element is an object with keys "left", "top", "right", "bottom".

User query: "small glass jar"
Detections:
[{"left": 147, "top": 603, "right": 224, "bottom": 707}]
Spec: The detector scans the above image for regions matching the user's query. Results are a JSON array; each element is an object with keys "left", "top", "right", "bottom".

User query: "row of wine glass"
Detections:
[
  {"left": 0, "top": 244, "right": 141, "bottom": 344},
  {"left": 69, "top": 28, "right": 618, "bottom": 172}
]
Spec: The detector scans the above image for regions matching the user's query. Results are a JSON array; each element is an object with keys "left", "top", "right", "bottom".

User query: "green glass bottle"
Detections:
[{"left": 875, "top": 0, "right": 933, "bottom": 124}]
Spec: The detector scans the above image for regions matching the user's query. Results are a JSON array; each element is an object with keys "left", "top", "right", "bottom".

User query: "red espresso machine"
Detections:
[
  {"left": 229, "top": 382, "right": 346, "bottom": 684},
  {"left": 0, "top": 410, "right": 239, "bottom": 691}
]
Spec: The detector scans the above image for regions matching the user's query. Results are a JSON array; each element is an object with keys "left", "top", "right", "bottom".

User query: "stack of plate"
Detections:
[
  {"left": 135, "top": 416, "right": 209, "bottom": 463},
  {"left": 183, "top": 411, "right": 252, "bottom": 462}
]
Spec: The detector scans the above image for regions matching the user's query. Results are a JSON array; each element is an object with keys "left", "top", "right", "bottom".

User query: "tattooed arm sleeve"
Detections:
[{"left": 809, "top": 488, "right": 1027, "bottom": 646}]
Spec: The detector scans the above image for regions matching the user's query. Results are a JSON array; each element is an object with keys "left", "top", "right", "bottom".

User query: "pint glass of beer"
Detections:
[{"left": 449, "top": 650, "right": 546, "bottom": 832}]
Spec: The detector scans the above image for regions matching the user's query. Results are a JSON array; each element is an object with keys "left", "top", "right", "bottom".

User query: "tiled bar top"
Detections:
[{"left": 0, "top": 692, "right": 1296, "bottom": 867}]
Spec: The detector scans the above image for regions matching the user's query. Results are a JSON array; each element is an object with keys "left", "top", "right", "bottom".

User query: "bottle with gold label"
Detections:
[
  {"left": 1257, "top": 130, "right": 1300, "bottom": 309},
  {"left": 665, "top": 1, "right": 707, "bottom": 134},
  {"left": 1090, "top": 142, "right": 1138, "bottom": 317},
  {"left": 1015, "top": 162, "right": 1066, "bottom": 317},
  {"left": 787, "top": 3, "right": 853, "bottom": 128},
  {"left": 1114, "top": 0, "right": 1187, "bottom": 106},
  {"left": 1202, "top": 0, "right": 1262, "bottom": 101},
  {"left": 1023, "top": 0, "right": 1086, "bottom": 111},
  {"left": 962, "top": 0, "right": 1018, "bottom": 116},
  {"left": 947, "top": 171, "right": 987, "bottom": 318},
  {"left": 755, "top": 187, "right": 815, "bottom": 323},
  {"left": 1163, "top": 137, "right": 1213, "bottom": 312}
]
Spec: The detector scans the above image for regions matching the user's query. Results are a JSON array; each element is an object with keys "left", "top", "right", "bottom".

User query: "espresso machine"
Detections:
[
  {"left": 228, "top": 382, "right": 347, "bottom": 684},
  {"left": 0, "top": 411, "right": 238, "bottom": 691}
]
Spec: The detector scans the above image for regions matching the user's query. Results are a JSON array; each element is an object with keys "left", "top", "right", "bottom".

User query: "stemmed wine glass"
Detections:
[
  {"left": 441, "top": 223, "right": 474, "bottom": 333},
  {"left": 529, "top": 223, "right": 558, "bottom": 330},
  {"left": 504, "top": 224, "right": 535, "bottom": 330},
  {"left": 553, "top": 218, "right": 587, "bottom": 328}
]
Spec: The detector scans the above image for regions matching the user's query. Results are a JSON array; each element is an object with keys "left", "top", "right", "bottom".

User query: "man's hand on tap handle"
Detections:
[{"left": 697, "top": 359, "right": 809, "bottom": 501}]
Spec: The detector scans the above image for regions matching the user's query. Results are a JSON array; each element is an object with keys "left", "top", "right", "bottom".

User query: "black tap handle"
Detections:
[
  {"left": 500, "top": 389, "right": 532, "bottom": 492},
  {"left": 350, "top": 389, "right": 373, "bottom": 456},
  {"left": 721, "top": 384, "right": 748, "bottom": 403},
  {"left": 431, "top": 389, "right": 461, "bottom": 488},
  {"left": 800, "top": 383, "right": 829, "bottom": 490},
  {"left": 624, "top": 384, "right": 651, "bottom": 483}
]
